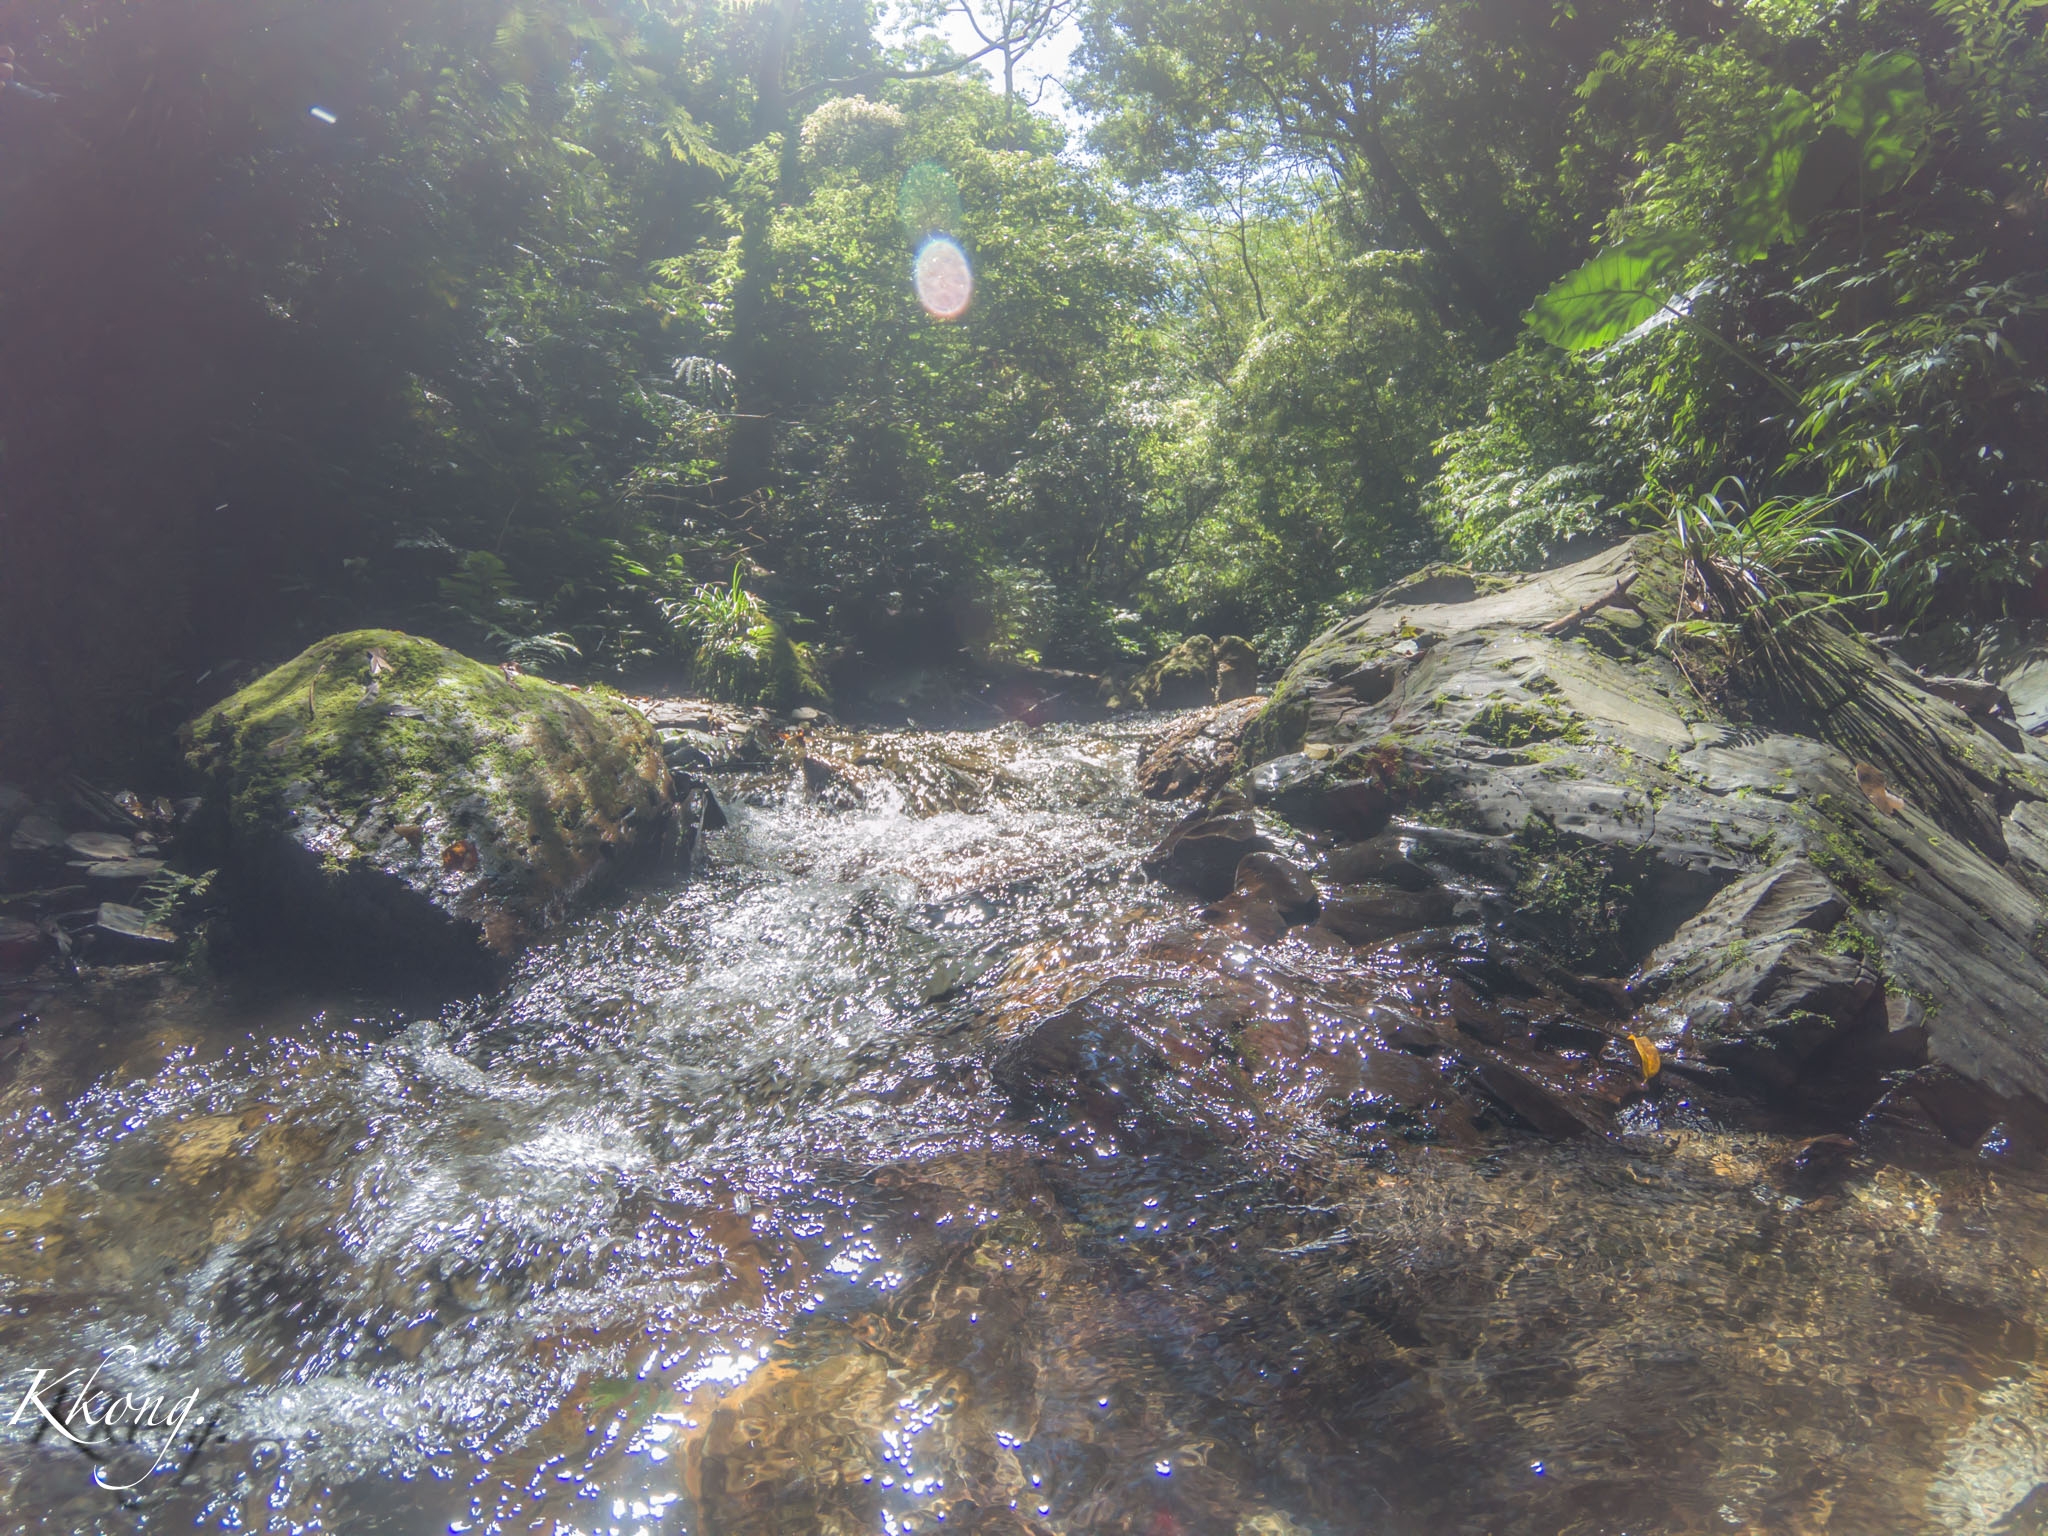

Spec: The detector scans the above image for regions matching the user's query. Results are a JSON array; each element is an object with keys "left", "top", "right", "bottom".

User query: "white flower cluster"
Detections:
[{"left": 799, "top": 95, "right": 906, "bottom": 167}]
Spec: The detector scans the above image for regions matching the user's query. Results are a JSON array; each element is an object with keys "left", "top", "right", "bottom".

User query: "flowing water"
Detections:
[{"left": 2, "top": 720, "right": 2047, "bottom": 1535}]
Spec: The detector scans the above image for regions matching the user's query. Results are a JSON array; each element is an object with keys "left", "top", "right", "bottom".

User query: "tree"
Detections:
[
  {"left": 1441, "top": 2, "right": 2048, "bottom": 617},
  {"left": 1071, "top": 0, "right": 1678, "bottom": 346}
]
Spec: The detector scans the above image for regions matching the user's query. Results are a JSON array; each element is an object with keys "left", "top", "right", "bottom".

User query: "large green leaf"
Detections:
[
  {"left": 1731, "top": 90, "right": 1816, "bottom": 258},
  {"left": 1833, "top": 50, "right": 1929, "bottom": 193},
  {"left": 1526, "top": 229, "right": 1707, "bottom": 352}
]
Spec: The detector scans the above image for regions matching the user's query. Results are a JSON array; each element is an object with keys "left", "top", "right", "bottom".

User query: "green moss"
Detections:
[
  {"left": 1821, "top": 921, "right": 1883, "bottom": 968},
  {"left": 1795, "top": 793, "right": 1897, "bottom": 908},
  {"left": 1510, "top": 814, "right": 1644, "bottom": 972},
  {"left": 1466, "top": 699, "right": 1591, "bottom": 749},
  {"left": 183, "top": 629, "right": 666, "bottom": 885},
  {"left": 1411, "top": 791, "right": 1486, "bottom": 831},
  {"left": 1375, "top": 563, "right": 1519, "bottom": 606},
  {"left": 1241, "top": 685, "right": 1312, "bottom": 765}
]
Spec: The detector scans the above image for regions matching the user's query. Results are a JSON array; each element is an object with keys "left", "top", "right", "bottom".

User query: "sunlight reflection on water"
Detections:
[{"left": 0, "top": 720, "right": 2044, "bottom": 1535}]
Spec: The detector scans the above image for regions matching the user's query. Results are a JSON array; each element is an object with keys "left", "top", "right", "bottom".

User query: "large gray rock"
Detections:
[
  {"left": 182, "top": 629, "right": 678, "bottom": 986},
  {"left": 1242, "top": 542, "right": 2048, "bottom": 1120},
  {"left": 1637, "top": 860, "right": 1881, "bottom": 1087}
]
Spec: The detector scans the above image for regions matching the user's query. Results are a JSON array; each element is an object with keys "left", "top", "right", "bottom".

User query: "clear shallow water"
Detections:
[{"left": 0, "top": 720, "right": 2045, "bottom": 1535}]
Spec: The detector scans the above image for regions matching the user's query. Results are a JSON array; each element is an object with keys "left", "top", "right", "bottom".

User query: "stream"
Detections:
[{"left": 2, "top": 718, "right": 2047, "bottom": 1535}]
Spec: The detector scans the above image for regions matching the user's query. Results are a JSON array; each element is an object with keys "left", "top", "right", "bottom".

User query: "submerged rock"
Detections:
[
  {"left": 1232, "top": 851, "right": 1321, "bottom": 922},
  {"left": 182, "top": 629, "right": 676, "bottom": 986},
  {"left": 1200, "top": 851, "right": 1321, "bottom": 941},
  {"left": 1316, "top": 884, "right": 1458, "bottom": 946}
]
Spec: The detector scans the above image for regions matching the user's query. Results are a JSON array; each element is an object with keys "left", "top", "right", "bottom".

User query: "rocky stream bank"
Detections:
[{"left": 1, "top": 549, "right": 2048, "bottom": 1533}]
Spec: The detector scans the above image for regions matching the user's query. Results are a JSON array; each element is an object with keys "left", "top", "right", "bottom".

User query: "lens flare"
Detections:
[{"left": 914, "top": 237, "right": 972, "bottom": 321}]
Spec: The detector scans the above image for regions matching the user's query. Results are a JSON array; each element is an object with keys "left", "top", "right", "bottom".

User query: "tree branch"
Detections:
[{"left": 800, "top": 37, "right": 1012, "bottom": 103}]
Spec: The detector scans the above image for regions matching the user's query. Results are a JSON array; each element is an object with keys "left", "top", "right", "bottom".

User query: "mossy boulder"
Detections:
[
  {"left": 1213, "top": 635, "right": 1258, "bottom": 701},
  {"left": 1117, "top": 634, "right": 1261, "bottom": 711},
  {"left": 181, "top": 630, "right": 675, "bottom": 986}
]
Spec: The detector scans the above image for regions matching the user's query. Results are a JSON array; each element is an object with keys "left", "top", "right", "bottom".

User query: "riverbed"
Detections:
[{"left": 1, "top": 719, "right": 2044, "bottom": 1535}]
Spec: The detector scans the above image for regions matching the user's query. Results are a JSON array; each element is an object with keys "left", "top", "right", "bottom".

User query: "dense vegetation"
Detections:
[{"left": 2, "top": 0, "right": 2042, "bottom": 772}]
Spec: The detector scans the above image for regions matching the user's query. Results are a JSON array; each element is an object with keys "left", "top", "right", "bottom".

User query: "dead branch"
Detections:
[{"left": 1540, "top": 572, "right": 1641, "bottom": 636}]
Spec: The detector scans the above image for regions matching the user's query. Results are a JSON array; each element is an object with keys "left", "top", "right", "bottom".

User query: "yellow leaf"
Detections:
[{"left": 1628, "top": 1033, "right": 1660, "bottom": 1080}]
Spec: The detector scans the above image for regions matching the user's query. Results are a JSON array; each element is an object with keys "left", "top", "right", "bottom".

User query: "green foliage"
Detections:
[
  {"left": 138, "top": 866, "right": 219, "bottom": 931},
  {"left": 1428, "top": 344, "right": 1639, "bottom": 568},
  {"left": 9, "top": 0, "right": 2048, "bottom": 780},
  {"left": 1437, "top": 7, "right": 2048, "bottom": 621},
  {"left": 1529, "top": 50, "right": 1932, "bottom": 354},
  {"left": 1831, "top": 51, "right": 1931, "bottom": 194},
  {"left": 1135, "top": 223, "right": 1476, "bottom": 650},
  {"left": 663, "top": 568, "right": 825, "bottom": 707},
  {"left": 1653, "top": 482, "right": 1881, "bottom": 690}
]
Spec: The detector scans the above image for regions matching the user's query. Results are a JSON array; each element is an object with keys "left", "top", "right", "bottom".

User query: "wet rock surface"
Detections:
[
  {"left": 4, "top": 701, "right": 2048, "bottom": 1532},
  {"left": 1138, "top": 790, "right": 1271, "bottom": 898},
  {"left": 1636, "top": 859, "right": 1884, "bottom": 1088},
  {"left": 1241, "top": 540, "right": 2048, "bottom": 1137},
  {"left": 183, "top": 630, "right": 676, "bottom": 986}
]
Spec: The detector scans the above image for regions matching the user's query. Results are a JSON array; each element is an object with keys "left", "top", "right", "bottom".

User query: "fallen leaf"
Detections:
[
  {"left": 1855, "top": 762, "right": 1905, "bottom": 815},
  {"left": 395, "top": 823, "right": 424, "bottom": 850},
  {"left": 1302, "top": 742, "right": 1335, "bottom": 761},
  {"left": 442, "top": 839, "right": 479, "bottom": 873},
  {"left": 1628, "top": 1033, "right": 1661, "bottom": 1080}
]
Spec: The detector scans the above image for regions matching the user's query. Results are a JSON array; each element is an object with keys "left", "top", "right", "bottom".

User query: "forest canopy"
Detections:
[{"left": 1, "top": 0, "right": 2043, "bottom": 770}]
